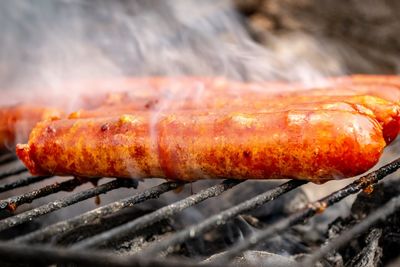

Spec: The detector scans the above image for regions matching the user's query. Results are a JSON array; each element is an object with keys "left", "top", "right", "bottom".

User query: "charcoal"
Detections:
[
  {"left": 176, "top": 180, "right": 353, "bottom": 258},
  {"left": 293, "top": 199, "right": 351, "bottom": 246},
  {"left": 229, "top": 216, "right": 258, "bottom": 238},
  {"left": 114, "top": 224, "right": 176, "bottom": 256},
  {"left": 234, "top": 216, "right": 310, "bottom": 255},
  {"left": 182, "top": 213, "right": 310, "bottom": 257},
  {"left": 345, "top": 228, "right": 382, "bottom": 267},
  {"left": 205, "top": 180, "right": 309, "bottom": 222},
  {"left": 351, "top": 180, "right": 400, "bottom": 266},
  {"left": 171, "top": 180, "right": 298, "bottom": 220},
  {"left": 53, "top": 207, "right": 175, "bottom": 251},
  {"left": 380, "top": 211, "right": 400, "bottom": 265},
  {"left": 316, "top": 217, "right": 357, "bottom": 267},
  {"left": 178, "top": 217, "right": 257, "bottom": 257},
  {"left": 351, "top": 182, "right": 400, "bottom": 219},
  {"left": 294, "top": 253, "right": 340, "bottom": 267},
  {"left": 318, "top": 179, "right": 400, "bottom": 266},
  {"left": 205, "top": 250, "right": 298, "bottom": 267}
]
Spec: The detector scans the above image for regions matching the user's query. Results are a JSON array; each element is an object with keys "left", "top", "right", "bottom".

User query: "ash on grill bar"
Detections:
[{"left": 1, "top": 1, "right": 400, "bottom": 267}]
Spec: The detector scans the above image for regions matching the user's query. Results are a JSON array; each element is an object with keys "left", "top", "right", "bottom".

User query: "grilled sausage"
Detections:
[
  {"left": 0, "top": 105, "right": 62, "bottom": 152},
  {"left": 5, "top": 75, "right": 400, "bottom": 152},
  {"left": 327, "top": 75, "right": 400, "bottom": 103},
  {"left": 16, "top": 109, "right": 389, "bottom": 183},
  {"left": 69, "top": 95, "right": 400, "bottom": 144},
  {"left": 334, "top": 75, "right": 400, "bottom": 86},
  {"left": 73, "top": 75, "right": 400, "bottom": 103},
  {"left": 78, "top": 75, "right": 400, "bottom": 101}
]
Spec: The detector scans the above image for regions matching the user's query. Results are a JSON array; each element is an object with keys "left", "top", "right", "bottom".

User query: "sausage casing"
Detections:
[
  {"left": 0, "top": 105, "right": 62, "bottom": 151},
  {"left": 17, "top": 110, "right": 387, "bottom": 183}
]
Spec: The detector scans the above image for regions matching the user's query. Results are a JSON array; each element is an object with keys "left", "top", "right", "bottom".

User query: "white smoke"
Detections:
[{"left": 0, "top": 0, "right": 347, "bottom": 105}]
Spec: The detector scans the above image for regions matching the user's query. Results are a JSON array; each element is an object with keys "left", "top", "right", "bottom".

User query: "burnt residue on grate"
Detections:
[
  {"left": 0, "top": 177, "right": 86, "bottom": 214},
  {"left": 0, "top": 179, "right": 138, "bottom": 232},
  {"left": 56, "top": 207, "right": 177, "bottom": 252},
  {"left": 13, "top": 181, "right": 183, "bottom": 244},
  {"left": 0, "top": 175, "right": 52, "bottom": 195},
  {"left": 0, "top": 157, "right": 397, "bottom": 267}
]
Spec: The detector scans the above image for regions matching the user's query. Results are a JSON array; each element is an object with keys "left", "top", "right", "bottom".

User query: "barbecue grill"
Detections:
[
  {"left": 0, "top": 152, "right": 399, "bottom": 267},
  {"left": 1, "top": 1, "right": 400, "bottom": 266}
]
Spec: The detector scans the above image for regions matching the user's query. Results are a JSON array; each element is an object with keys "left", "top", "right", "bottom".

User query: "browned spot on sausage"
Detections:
[
  {"left": 243, "top": 150, "right": 252, "bottom": 158},
  {"left": 49, "top": 115, "right": 61, "bottom": 121},
  {"left": 101, "top": 123, "right": 110, "bottom": 131},
  {"left": 46, "top": 126, "right": 56, "bottom": 133}
]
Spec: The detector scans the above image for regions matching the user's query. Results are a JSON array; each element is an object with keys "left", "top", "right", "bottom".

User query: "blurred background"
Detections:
[
  {"left": 0, "top": 0, "right": 399, "bottom": 94},
  {"left": 0, "top": 2, "right": 399, "bottom": 266},
  {"left": 236, "top": 0, "right": 400, "bottom": 74}
]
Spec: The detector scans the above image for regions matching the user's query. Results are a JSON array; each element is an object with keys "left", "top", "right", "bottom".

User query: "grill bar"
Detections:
[
  {"left": 0, "top": 154, "right": 16, "bottom": 165},
  {"left": 301, "top": 193, "right": 400, "bottom": 266},
  {"left": 143, "top": 179, "right": 306, "bottom": 256},
  {"left": 0, "top": 160, "right": 397, "bottom": 266},
  {"left": 0, "top": 166, "right": 27, "bottom": 180},
  {"left": 0, "top": 177, "right": 86, "bottom": 212},
  {"left": 0, "top": 175, "right": 51, "bottom": 194},
  {"left": 212, "top": 158, "right": 400, "bottom": 264},
  {"left": 0, "top": 179, "right": 138, "bottom": 232},
  {"left": 72, "top": 179, "right": 242, "bottom": 249},
  {"left": 13, "top": 181, "right": 183, "bottom": 244},
  {"left": 0, "top": 241, "right": 207, "bottom": 267}
]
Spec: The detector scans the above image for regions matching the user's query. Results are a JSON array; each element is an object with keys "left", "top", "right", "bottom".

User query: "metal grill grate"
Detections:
[{"left": 0, "top": 155, "right": 398, "bottom": 266}]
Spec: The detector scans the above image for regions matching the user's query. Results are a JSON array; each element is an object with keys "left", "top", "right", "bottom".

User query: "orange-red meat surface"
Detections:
[{"left": 17, "top": 109, "right": 391, "bottom": 183}]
